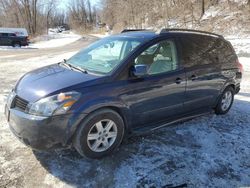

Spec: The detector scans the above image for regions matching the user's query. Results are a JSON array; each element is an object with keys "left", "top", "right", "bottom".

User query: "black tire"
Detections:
[
  {"left": 215, "top": 86, "right": 235, "bottom": 115},
  {"left": 73, "top": 109, "right": 125, "bottom": 159},
  {"left": 12, "top": 42, "right": 21, "bottom": 48}
]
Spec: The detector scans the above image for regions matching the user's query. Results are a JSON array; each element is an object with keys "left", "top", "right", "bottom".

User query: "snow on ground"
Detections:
[
  {"left": 30, "top": 32, "right": 81, "bottom": 49},
  {"left": 228, "top": 37, "right": 250, "bottom": 55},
  {"left": 202, "top": 6, "right": 221, "bottom": 20},
  {"left": 0, "top": 31, "right": 81, "bottom": 50},
  {"left": 90, "top": 33, "right": 110, "bottom": 38},
  {"left": 239, "top": 57, "right": 250, "bottom": 72}
]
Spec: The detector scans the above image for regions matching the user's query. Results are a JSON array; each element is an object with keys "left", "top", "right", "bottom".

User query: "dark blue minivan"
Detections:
[{"left": 5, "top": 29, "right": 242, "bottom": 158}]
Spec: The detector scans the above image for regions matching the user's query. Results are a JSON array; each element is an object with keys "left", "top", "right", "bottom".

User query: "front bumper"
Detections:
[{"left": 4, "top": 104, "right": 85, "bottom": 151}]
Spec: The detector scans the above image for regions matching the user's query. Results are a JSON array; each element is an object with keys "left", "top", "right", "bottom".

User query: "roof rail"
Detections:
[
  {"left": 121, "top": 29, "right": 149, "bottom": 33},
  {"left": 160, "top": 28, "right": 223, "bottom": 38}
]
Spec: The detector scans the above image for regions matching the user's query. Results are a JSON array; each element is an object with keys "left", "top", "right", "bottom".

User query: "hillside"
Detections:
[{"left": 101, "top": 0, "right": 250, "bottom": 38}]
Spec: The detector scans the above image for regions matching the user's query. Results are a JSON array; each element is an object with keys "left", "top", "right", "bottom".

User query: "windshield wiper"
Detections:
[
  {"left": 70, "top": 64, "right": 88, "bottom": 74},
  {"left": 59, "top": 59, "right": 88, "bottom": 74},
  {"left": 59, "top": 59, "right": 71, "bottom": 69}
]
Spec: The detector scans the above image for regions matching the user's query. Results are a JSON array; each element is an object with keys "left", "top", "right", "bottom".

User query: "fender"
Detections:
[
  {"left": 219, "top": 79, "right": 236, "bottom": 94},
  {"left": 64, "top": 96, "right": 131, "bottom": 145},
  {"left": 213, "top": 78, "right": 236, "bottom": 108}
]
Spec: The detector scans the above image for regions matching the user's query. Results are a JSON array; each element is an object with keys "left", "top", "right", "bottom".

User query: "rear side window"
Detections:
[
  {"left": 215, "top": 39, "right": 237, "bottom": 68},
  {"left": 179, "top": 35, "right": 218, "bottom": 68}
]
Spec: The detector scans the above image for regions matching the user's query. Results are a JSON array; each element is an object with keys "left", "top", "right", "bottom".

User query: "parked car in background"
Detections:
[
  {"left": 0, "top": 28, "right": 29, "bottom": 47},
  {"left": 5, "top": 29, "right": 242, "bottom": 159},
  {"left": 0, "top": 28, "right": 28, "bottom": 37},
  {"left": 59, "top": 24, "right": 70, "bottom": 31},
  {"left": 49, "top": 25, "right": 70, "bottom": 33}
]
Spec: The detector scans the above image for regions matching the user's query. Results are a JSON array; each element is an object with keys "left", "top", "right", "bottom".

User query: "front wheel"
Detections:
[
  {"left": 74, "top": 109, "right": 125, "bottom": 159},
  {"left": 12, "top": 42, "right": 21, "bottom": 48},
  {"left": 215, "top": 87, "right": 234, "bottom": 115}
]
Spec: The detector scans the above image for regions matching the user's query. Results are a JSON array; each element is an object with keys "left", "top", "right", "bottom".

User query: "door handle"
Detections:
[
  {"left": 175, "top": 77, "right": 182, "bottom": 84},
  {"left": 191, "top": 75, "right": 197, "bottom": 81}
]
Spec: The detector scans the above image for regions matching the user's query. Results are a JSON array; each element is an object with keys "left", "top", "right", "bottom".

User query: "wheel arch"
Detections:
[
  {"left": 214, "top": 82, "right": 236, "bottom": 108},
  {"left": 220, "top": 82, "right": 236, "bottom": 94},
  {"left": 66, "top": 103, "right": 131, "bottom": 146},
  {"left": 12, "top": 41, "right": 21, "bottom": 46}
]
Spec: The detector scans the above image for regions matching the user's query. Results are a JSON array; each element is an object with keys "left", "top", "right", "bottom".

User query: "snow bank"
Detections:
[
  {"left": 202, "top": 6, "right": 221, "bottom": 20},
  {"left": 228, "top": 37, "right": 250, "bottom": 55},
  {"left": 30, "top": 32, "right": 81, "bottom": 49},
  {"left": 90, "top": 33, "right": 110, "bottom": 38},
  {"left": 239, "top": 57, "right": 250, "bottom": 71}
]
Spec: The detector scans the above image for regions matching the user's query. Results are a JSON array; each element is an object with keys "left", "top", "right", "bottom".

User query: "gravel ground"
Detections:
[{"left": 0, "top": 37, "right": 250, "bottom": 188}]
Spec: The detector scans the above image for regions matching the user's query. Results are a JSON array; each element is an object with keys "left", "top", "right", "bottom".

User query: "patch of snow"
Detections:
[
  {"left": 202, "top": 6, "right": 220, "bottom": 20},
  {"left": 90, "top": 33, "right": 110, "bottom": 38},
  {"left": 238, "top": 57, "right": 250, "bottom": 71},
  {"left": 0, "top": 46, "right": 33, "bottom": 50},
  {"left": 228, "top": 38, "right": 250, "bottom": 54},
  {"left": 30, "top": 32, "right": 81, "bottom": 49}
]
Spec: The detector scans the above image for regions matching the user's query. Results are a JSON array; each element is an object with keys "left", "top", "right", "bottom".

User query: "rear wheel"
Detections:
[
  {"left": 74, "top": 109, "right": 124, "bottom": 159},
  {"left": 215, "top": 87, "right": 234, "bottom": 115}
]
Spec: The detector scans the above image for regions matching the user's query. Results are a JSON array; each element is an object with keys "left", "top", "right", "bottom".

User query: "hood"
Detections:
[{"left": 15, "top": 63, "right": 100, "bottom": 102}]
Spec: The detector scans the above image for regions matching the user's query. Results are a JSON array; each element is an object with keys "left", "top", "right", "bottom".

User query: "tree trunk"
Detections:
[{"left": 201, "top": 0, "right": 205, "bottom": 18}]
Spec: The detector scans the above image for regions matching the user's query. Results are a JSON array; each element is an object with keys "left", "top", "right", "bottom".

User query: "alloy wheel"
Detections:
[
  {"left": 221, "top": 90, "right": 233, "bottom": 111},
  {"left": 87, "top": 119, "right": 118, "bottom": 152}
]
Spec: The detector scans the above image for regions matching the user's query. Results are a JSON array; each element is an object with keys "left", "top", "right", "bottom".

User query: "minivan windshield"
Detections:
[{"left": 66, "top": 37, "right": 144, "bottom": 75}]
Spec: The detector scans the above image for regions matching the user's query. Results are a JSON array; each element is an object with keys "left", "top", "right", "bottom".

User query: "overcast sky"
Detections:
[{"left": 58, "top": 0, "right": 101, "bottom": 11}]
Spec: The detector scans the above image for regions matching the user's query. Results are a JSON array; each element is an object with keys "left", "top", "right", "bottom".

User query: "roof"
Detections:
[
  {"left": 0, "top": 28, "right": 28, "bottom": 36},
  {"left": 113, "top": 30, "right": 157, "bottom": 40},
  {"left": 117, "top": 28, "right": 223, "bottom": 39}
]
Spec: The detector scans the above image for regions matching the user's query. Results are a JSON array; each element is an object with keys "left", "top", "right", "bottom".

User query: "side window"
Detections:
[
  {"left": 121, "top": 41, "right": 141, "bottom": 58},
  {"left": 135, "top": 40, "right": 178, "bottom": 75},
  {"left": 1, "top": 33, "right": 8, "bottom": 37},
  {"left": 216, "top": 40, "right": 237, "bottom": 66},
  {"left": 89, "top": 40, "right": 124, "bottom": 61},
  {"left": 180, "top": 35, "right": 218, "bottom": 67},
  {"left": 9, "top": 33, "right": 16, "bottom": 37}
]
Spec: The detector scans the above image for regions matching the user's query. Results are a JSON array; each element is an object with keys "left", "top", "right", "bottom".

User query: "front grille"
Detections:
[{"left": 13, "top": 96, "right": 28, "bottom": 111}]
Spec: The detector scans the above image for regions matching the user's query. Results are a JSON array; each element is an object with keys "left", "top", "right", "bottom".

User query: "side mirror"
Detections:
[{"left": 131, "top": 64, "right": 148, "bottom": 77}]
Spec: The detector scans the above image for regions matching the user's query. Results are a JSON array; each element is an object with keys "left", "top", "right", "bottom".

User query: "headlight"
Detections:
[{"left": 26, "top": 91, "right": 81, "bottom": 116}]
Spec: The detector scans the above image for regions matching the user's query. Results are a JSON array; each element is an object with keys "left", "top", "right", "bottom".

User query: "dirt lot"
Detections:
[{"left": 0, "top": 37, "right": 250, "bottom": 188}]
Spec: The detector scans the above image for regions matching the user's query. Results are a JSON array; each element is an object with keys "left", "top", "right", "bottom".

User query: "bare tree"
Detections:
[
  {"left": 201, "top": 0, "right": 205, "bottom": 18},
  {"left": 68, "top": 0, "right": 96, "bottom": 32}
]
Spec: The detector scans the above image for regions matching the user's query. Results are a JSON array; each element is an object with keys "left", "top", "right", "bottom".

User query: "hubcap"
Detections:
[
  {"left": 87, "top": 119, "right": 117, "bottom": 152},
  {"left": 221, "top": 91, "right": 233, "bottom": 111}
]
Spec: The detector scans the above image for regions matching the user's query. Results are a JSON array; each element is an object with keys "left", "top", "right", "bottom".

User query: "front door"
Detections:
[{"left": 121, "top": 39, "right": 186, "bottom": 128}]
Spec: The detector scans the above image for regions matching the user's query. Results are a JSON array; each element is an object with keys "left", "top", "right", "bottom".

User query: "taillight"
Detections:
[{"left": 237, "top": 59, "right": 243, "bottom": 73}]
